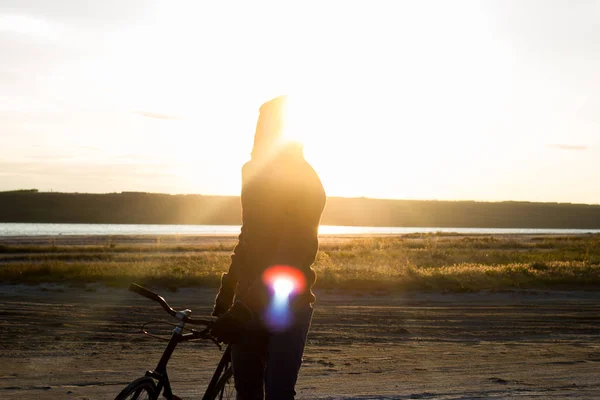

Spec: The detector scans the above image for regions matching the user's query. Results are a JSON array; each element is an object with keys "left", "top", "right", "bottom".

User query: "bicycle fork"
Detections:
[{"left": 146, "top": 311, "right": 191, "bottom": 400}]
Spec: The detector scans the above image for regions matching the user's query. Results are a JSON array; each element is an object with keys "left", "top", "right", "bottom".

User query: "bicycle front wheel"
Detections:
[
  {"left": 115, "top": 376, "right": 157, "bottom": 400},
  {"left": 206, "top": 366, "right": 234, "bottom": 400}
]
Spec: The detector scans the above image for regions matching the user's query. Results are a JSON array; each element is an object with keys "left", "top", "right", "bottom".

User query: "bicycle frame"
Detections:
[
  {"left": 143, "top": 316, "right": 232, "bottom": 400},
  {"left": 124, "top": 283, "right": 233, "bottom": 400}
]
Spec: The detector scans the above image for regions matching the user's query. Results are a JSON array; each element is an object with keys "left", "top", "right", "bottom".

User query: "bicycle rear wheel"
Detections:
[
  {"left": 206, "top": 366, "right": 234, "bottom": 400},
  {"left": 115, "top": 376, "right": 157, "bottom": 400}
]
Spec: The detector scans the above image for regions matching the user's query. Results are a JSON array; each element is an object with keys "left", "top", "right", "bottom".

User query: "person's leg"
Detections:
[
  {"left": 231, "top": 327, "right": 268, "bottom": 400},
  {"left": 264, "top": 304, "right": 313, "bottom": 400}
]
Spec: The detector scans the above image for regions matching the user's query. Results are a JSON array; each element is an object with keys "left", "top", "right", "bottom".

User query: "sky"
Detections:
[{"left": 1, "top": 0, "right": 599, "bottom": 204}]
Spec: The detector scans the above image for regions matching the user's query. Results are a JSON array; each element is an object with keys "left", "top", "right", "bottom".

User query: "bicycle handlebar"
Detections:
[{"left": 129, "top": 283, "right": 214, "bottom": 326}]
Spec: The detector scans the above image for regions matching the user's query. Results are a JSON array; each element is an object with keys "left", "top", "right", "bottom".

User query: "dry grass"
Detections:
[{"left": 1, "top": 234, "right": 600, "bottom": 292}]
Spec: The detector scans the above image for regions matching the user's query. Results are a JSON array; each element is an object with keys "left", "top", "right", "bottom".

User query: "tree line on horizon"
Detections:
[{"left": 1, "top": 191, "right": 600, "bottom": 229}]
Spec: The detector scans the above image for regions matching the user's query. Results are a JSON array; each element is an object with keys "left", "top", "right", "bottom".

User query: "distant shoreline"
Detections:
[
  {"left": 1, "top": 231, "right": 597, "bottom": 247},
  {"left": 1, "top": 221, "right": 600, "bottom": 241},
  {"left": 2, "top": 191, "right": 600, "bottom": 229}
]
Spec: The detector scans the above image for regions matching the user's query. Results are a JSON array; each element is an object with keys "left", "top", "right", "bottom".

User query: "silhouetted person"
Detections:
[{"left": 211, "top": 95, "right": 326, "bottom": 400}]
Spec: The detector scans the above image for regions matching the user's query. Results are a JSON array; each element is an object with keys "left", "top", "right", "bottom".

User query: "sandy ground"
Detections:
[{"left": 1, "top": 283, "right": 600, "bottom": 400}]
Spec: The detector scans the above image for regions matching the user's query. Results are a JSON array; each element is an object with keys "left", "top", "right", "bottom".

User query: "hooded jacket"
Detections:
[{"left": 214, "top": 146, "right": 326, "bottom": 314}]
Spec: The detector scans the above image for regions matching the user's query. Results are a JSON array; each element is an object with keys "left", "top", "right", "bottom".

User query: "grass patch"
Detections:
[{"left": 1, "top": 234, "right": 600, "bottom": 292}]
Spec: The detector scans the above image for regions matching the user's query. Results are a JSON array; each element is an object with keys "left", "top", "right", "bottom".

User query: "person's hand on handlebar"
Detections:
[{"left": 210, "top": 300, "right": 254, "bottom": 344}]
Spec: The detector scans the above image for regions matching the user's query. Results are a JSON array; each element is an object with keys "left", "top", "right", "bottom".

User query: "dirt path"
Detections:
[{"left": 1, "top": 285, "right": 600, "bottom": 399}]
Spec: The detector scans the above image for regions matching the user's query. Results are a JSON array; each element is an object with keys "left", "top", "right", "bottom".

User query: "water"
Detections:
[{"left": 0, "top": 223, "right": 599, "bottom": 236}]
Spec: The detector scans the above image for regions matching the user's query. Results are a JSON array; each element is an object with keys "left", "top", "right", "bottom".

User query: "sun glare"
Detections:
[
  {"left": 281, "top": 95, "right": 310, "bottom": 146},
  {"left": 50, "top": 1, "right": 559, "bottom": 201},
  {"left": 0, "top": 15, "right": 58, "bottom": 39}
]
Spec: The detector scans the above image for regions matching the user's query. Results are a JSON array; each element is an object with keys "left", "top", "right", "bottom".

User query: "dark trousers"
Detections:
[{"left": 231, "top": 304, "right": 313, "bottom": 400}]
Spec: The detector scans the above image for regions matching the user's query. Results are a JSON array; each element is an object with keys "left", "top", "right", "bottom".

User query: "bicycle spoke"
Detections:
[{"left": 218, "top": 374, "right": 235, "bottom": 400}]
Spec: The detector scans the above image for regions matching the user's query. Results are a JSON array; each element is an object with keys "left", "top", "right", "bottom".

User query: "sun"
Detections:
[
  {"left": 280, "top": 93, "right": 343, "bottom": 158},
  {"left": 280, "top": 95, "right": 310, "bottom": 146},
  {"left": 279, "top": 93, "right": 401, "bottom": 198}
]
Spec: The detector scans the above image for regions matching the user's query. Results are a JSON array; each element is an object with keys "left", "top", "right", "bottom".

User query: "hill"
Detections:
[{"left": 1, "top": 191, "right": 600, "bottom": 229}]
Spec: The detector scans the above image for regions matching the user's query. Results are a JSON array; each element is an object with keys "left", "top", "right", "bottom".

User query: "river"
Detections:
[{"left": 0, "top": 223, "right": 599, "bottom": 236}]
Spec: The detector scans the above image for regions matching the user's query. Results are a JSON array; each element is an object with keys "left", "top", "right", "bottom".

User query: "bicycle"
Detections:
[{"left": 115, "top": 283, "right": 234, "bottom": 400}]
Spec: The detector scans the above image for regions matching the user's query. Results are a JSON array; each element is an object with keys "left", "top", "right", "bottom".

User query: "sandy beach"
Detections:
[
  {"left": 1, "top": 234, "right": 600, "bottom": 399},
  {"left": 1, "top": 284, "right": 599, "bottom": 399}
]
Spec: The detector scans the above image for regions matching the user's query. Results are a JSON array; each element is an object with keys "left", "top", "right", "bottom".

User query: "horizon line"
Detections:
[{"left": 1, "top": 189, "right": 599, "bottom": 207}]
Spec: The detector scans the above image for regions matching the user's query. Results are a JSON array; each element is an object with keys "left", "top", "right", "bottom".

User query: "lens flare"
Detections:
[
  {"left": 262, "top": 265, "right": 306, "bottom": 294},
  {"left": 261, "top": 265, "right": 306, "bottom": 332},
  {"left": 273, "top": 277, "right": 294, "bottom": 299}
]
